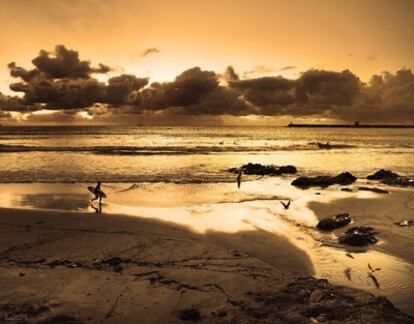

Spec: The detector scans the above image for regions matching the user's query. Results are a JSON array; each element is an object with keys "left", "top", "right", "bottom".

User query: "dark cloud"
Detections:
[
  {"left": 142, "top": 48, "right": 160, "bottom": 57},
  {"left": 10, "top": 78, "right": 106, "bottom": 109},
  {"left": 2, "top": 45, "right": 414, "bottom": 123},
  {"left": 229, "top": 76, "right": 296, "bottom": 107},
  {"left": 352, "top": 68, "right": 414, "bottom": 122},
  {"left": 105, "top": 74, "right": 149, "bottom": 105},
  {"left": 7, "top": 45, "right": 147, "bottom": 110},
  {"left": 135, "top": 67, "right": 219, "bottom": 109},
  {"left": 0, "top": 92, "right": 28, "bottom": 111},
  {"left": 223, "top": 66, "right": 239, "bottom": 81},
  {"left": 295, "top": 69, "right": 362, "bottom": 106},
  {"left": 8, "top": 45, "right": 111, "bottom": 81}
]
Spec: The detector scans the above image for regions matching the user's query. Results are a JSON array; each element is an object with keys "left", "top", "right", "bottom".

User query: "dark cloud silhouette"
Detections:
[
  {"left": 351, "top": 68, "right": 414, "bottom": 122},
  {"left": 0, "top": 92, "right": 28, "bottom": 111},
  {"left": 142, "top": 48, "right": 160, "bottom": 57},
  {"left": 8, "top": 45, "right": 147, "bottom": 110},
  {"left": 135, "top": 67, "right": 219, "bottom": 109},
  {"left": 2, "top": 45, "right": 414, "bottom": 123},
  {"left": 229, "top": 76, "right": 296, "bottom": 107},
  {"left": 8, "top": 45, "right": 110, "bottom": 81},
  {"left": 223, "top": 66, "right": 239, "bottom": 81},
  {"left": 106, "top": 74, "right": 149, "bottom": 105},
  {"left": 296, "top": 69, "right": 362, "bottom": 106}
]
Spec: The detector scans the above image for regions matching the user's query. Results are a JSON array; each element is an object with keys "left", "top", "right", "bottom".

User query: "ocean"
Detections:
[
  {"left": 0, "top": 125, "right": 413, "bottom": 314},
  {"left": 0, "top": 125, "right": 413, "bottom": 183}
]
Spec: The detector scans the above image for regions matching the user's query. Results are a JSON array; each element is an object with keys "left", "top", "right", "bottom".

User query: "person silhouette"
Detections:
[{"left": 91, "top": 181, "right": 103, "bottom": 204}]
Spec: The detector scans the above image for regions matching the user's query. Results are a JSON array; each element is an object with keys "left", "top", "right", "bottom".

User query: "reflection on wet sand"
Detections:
[{"left": 17, "top": 193, "right": 91, "bottom": 211}]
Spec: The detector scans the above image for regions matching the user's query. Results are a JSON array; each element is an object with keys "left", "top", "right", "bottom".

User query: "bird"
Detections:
[
  {"left": 280, "top": 200, "right": 291, "bottom": 210},
  {"left": 237, "top": 171, "right": 242, "bottom": 189},
  {"left": 344, "top": 267, "right": 352, "bottom": 281},
  {"left": 367, "top": 263, "right": 381, "bottom": 288},
  {"left": 368, "top": 273, "right": 380, "bottom": 288},
  {"left": 345, "top": 252, "right": 354, "bottom": 259}
]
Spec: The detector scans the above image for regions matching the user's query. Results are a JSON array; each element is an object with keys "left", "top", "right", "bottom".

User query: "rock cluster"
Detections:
[
  {"left": 229, "top": 163, "right": 297, "bottom": 176},
  {"left": 367, "top": 169, "right": 400, "bottom": 180},
  {"left": 316, "top": 213, "right": 351, "bottom": 231},
  {"left": 292, "top": 172, "right": 357, "bottom": 188},
  {"left": 338, "top": 227, "right": 378, "bottom": 246}
]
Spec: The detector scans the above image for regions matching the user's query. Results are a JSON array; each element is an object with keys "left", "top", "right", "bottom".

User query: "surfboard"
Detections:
[{"left": 87, "top": 186, "right": 107, "bottom": 198}]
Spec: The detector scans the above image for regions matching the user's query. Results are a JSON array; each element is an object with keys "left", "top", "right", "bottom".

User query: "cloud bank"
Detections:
[{"left": 1, "top": 45, "right": 413, "bottom": 124}]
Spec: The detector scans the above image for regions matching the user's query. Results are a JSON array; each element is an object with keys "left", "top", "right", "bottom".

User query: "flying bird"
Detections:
[
  {"left": 367, "top": 263, "right": 381, "bottom": 288},
  {"left": 280, "top": 200, "right": 291, "bottom": 210}
]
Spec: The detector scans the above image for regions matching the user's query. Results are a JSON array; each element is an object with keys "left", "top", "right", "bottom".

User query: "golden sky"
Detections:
[{"left": 0, "top": 0, "right": 413, "bottom": 124}]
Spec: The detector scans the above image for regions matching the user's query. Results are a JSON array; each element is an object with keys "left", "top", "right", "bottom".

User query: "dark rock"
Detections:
[
  {"left": 102, "top": 257, "right": 123, "bottom": 266},
  {"left": 300, "top": 303, "right": 331, "bottom": 317},
  {"left": 292, "top": 172, "right": 357, "bottom": 188},
  {"left": 341, "top": 187, "right": 353, "bottom": 192},
  {"left": 229, "top": 163, "right": 297, "bottom": 176},
  {"left": 276, "top": 277, "right": 413, "bottom": 323},
  {"left": 178, "top": 308, "right": 201, "bottom": 322},
  {"left": 382, "top": 177, "right": 414, "bottom": 187},
  {"left": 338, "top": 227, "right": 378, "bottom": 246},
  {"left": 367, "top": 169, "right": 399, "bottom": 180},
  {"left": 114, "top": 265, "right": 124, "bottom": 272},
  {"left": 316, "top": 213, "right": 351, "bottom": 231},
  {"left": 358, "top": 186, "right": 389, "bottom": 194},
  {"left": 48, "top": 259, "right": 72, "bottom": 267},
  {"left": 41, "top": 314, "right": 84, "bottom": 323},
  {"left": 0, "top": 303, "right": 50, "bottom": 318}
]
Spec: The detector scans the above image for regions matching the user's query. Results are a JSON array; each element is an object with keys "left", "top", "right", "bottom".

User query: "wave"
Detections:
[{"left": 0, "top": 143, "right": 359, "bottom": 155}]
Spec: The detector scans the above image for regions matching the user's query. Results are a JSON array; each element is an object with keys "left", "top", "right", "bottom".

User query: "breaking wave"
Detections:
[{"left": 0, "top": 143, "right": 358, "bottom": 155}]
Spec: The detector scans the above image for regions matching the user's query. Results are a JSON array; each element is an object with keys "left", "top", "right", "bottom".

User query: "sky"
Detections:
[{"left": 0, "top": 0, "right": 413, "bottom": 125}]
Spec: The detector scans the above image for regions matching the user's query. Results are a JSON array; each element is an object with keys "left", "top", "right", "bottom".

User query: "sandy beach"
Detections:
[
  {"left": 1, "top": 1, "right": 414, "bottom": 321},
  {"left": 0, "top": 179, "right": 413, "bottom": 323}
]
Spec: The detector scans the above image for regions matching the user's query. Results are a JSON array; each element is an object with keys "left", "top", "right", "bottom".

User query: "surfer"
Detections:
[{"left": 91, "top": 182, "right": 104, "bottom": 204}]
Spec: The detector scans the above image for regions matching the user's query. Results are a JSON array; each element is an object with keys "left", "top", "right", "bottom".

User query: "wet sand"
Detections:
[
  {"left": 0, "top": 207, "right": 314, "bottom": 322},
  {"left": 307, "top": 187, "right": 414, "bottom": 315},
  {"left": 0, "top": 182, "right": 413, "bottom": 322}
]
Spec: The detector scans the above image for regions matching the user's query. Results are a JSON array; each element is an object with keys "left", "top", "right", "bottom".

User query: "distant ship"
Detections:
[{"left": 288, "top": 121, "right": 414, "bottom": 128}]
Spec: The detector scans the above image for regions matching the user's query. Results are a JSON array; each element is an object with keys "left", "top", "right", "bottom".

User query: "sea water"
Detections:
[
  {"left": 0, "top": 126, "right": 413, "bottom": 314},
  {"left": 0, "top": 126, "right": 413, "bottom": 183}
]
